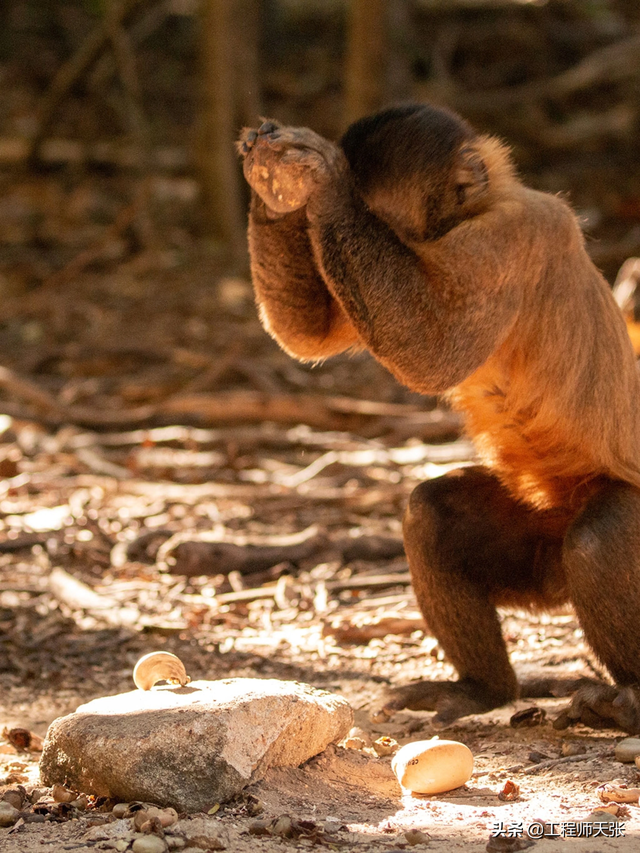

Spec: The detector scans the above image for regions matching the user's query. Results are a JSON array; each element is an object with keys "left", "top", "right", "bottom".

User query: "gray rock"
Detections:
[
  {"left": 614, "top": 737, "right": 640, "bottom": 763},
  {"left": 0, "top": 801, "right": 20, "bottom": 827},
  {"left": 172, "top": 816, "right": 227, "bottom": 850},
  {"left": 40, "top": 678, "right": 352, "bottom": 812},
  {"left": 132, "top": 838, "right": 168, "bottom": 853}
]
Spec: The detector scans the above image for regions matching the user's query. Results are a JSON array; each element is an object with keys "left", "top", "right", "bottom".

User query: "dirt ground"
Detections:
[{"left": 0, "top": 263, "right": 637, "bottom": 852}]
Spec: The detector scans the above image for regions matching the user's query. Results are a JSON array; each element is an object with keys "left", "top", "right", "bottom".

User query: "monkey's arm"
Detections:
[
  {"left": 240, "top": 123, "right": 361, "bottom": 360},
  {"left": 240, "top": 121, "right": 545, "bottom": 390},
  {"left": 305, "top": 181, "right": 545, "bottom": 394},
  {"left": 247, "top": 195, "right": 361, "bottom": 361}
]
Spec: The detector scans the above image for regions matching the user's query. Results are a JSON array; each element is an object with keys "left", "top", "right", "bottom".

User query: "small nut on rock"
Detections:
[
  {"left": 133, "top": 651, "right": 191, "bottom": 691},
  {"left": 391, "top": 738, "right": 473, "bottom": 795}
]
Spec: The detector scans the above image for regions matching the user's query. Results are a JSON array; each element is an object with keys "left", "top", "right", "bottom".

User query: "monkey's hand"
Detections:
[
  {"left": 238, "top": 120, "right": 345, "bottom": 214},
  {"left": 553, "top": 680, "right": 640, "bottom": 734}
]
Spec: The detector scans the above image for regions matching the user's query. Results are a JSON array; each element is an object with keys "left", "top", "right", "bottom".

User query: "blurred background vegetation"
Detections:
[{"left": 1, "top": 0, "right": 639, "bottom": 289}]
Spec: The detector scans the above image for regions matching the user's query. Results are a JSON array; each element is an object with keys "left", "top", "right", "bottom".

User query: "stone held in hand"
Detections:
[
  {"left": 391, "top": 737, "right": 474, "bottom": 794},
  {"left": 39, "top": 678, "right": 353, "bottom": 813}
]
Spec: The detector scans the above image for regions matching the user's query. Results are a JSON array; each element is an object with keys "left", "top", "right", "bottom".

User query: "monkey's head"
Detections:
[{"left": 340, "top": 103, "right": 511, "bottom": 243}]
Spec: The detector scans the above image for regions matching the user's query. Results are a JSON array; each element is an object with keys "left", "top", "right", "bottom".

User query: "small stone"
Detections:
[
  {"left": 179, "top": 817, "right": 227, "bottom": 849},
  {"left": 323, "top": 817, "right": 342, "bottom": 834},
  {"left": 40, "top": 678, "right": 352, "bottom": 812},
  {"left": 584, "top": 809, "right": 621, "bottom": 824},
  {"left": 28, "top": 788, "right": 47, "bottom": 804},
  {"left": 527, "top": 750, "right": 549, "bottom": 763},
  {"left": 561, "top": 741, "right": 586, "bottom": 757},
  {"left": 2, "top": 789, "right": 24, "bottom": 810},
  {"left": 509, "top": 707, "right": 546, "bottom": 728},
  {"left": 615, "top": 738, "right": 640, "bottom": 763},
  {"left": 158, "top": 808, "right": 178, "bottom": 828},
  {"left": 404, "top": 828, "right": 430, "bottom": 845},
  {"left": 343, "top": 736, "right": 367, "bottom": 750},
  {"left": 346, "top": 727, "right": 372, "bottom": 747},
  {"left": 112, "top": 802, "right": 130, "bottom": 818},
  {"left": 248, "top": 819, "right": 271, "bottom": 836},
  {"left": 271, "top": 816, "right": 295, "bottom": 838},
  {"left": 132, "top": 837, "right": 168, "bottom": 853},
  {"left": 0, "top": 801, "right": 20, "bottom": 827},
  {"left": 84, "top": 821, "right": 134, "bottom": 843},
  {"left": 52, "top": 783, "right": 76, "bottom": 803},
  {"left": 133, "top": 810, "right": 153, "bottom": 831}
]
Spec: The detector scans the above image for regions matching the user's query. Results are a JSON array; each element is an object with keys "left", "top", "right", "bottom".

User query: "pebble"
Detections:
[
  {"left": 2, "top": 789, "right": 24, "bottom": 810},
  {"left": 404, "top": 828, "right": 430, "bottom": 845},
  {"left": 561, "top": 741, "right": 586, "bottom": 757},
  {"left": 584, "top": 809, "right": 621, "bottom": 823},
  {"left": 614, "top": 738, "right": 640, "bottom": 763},
  {"left": 0, "top": 801, "right": 20, "bottom": 827},
  {"left": 132, "top": 836, "right": 168, "bottom": 853}
]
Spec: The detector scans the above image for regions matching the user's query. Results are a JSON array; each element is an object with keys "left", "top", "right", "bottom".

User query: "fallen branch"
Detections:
[
  {"left": 0, "top": 367, "right": 462, "bottom": 437},
  {"left": 49, "top": 566, "right": 138, "bottom": 627},
  {"left": 207, "top": 571, "right": 413, "bottom": 606},
  {"left": 156, "top": 525, "right": 325, "bottom": 575},
  {"left": 522, "top": 749, "right": 611, "bottom": 775},
  {"left": 322, "top": 614, "right": 424, "bottom": 642}
]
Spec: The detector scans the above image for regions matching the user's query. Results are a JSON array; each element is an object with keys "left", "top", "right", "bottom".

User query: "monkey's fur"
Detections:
[{"left": 238, "top": 104, "right": 640, "bottom": 731}]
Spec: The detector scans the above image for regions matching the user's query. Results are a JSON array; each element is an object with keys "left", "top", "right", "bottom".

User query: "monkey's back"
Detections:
[{"left": 449, "top": 190, "right": 640, "bottom": 514}]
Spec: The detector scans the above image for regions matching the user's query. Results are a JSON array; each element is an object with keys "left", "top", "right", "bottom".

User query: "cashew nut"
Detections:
[{"left": 133, "top": 651, "right": 191, "bottom": 691}]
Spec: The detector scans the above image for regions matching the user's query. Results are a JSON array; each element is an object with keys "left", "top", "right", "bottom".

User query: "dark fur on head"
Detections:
[{"left": 340, "top": 103, "right": 488, "bottom": 241}]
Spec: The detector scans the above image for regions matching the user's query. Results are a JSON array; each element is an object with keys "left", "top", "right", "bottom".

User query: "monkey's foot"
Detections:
[
  {"left": 237, "top": 121, "right": 343, "bottom": 214},
  {"left": 375, "top": 679, "right": 515, "bottom": 727},
  {"left": 553, "top": 680, "right": 640, "bottom": 733}
]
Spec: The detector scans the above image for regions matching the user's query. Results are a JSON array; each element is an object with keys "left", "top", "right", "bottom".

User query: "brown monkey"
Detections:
[{"left": 238, "top": 104, "right": 640, "bottom": 731}]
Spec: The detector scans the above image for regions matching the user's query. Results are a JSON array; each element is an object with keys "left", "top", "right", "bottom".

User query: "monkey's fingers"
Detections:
[
  {"left": 553, "top": 682, "right": 640, "bottom": 733},
  {"left": 236, "top": 119, "right": 282, "bottom": 157},
  {"left": 256, "top": 123, "right": 341, "bottom": 166}
]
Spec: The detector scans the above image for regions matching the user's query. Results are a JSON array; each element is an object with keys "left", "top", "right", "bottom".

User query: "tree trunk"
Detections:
[
  {"left": 343, "top": 0, "right": 388, "bottom": 127},
  {"left": 198, "top": 0, "right": 247, "bottom": 268}
]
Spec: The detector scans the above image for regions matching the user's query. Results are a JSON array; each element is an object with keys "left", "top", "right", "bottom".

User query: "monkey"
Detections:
[{"left": 237, "top": 103, "right": 640, "bottom": 732}]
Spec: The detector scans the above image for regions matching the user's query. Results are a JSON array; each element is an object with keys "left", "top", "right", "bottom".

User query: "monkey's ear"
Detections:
[{"left": 455, "top": 145, "right": 489, "bottom": 206}]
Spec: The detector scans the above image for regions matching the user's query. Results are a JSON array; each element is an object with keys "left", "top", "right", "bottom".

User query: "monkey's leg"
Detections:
[
  {"left": 555, "top": 482, "right": 640, "bottom": 733},
  {"left": 383, "top": 466, "right": 565, "bottom": 725}
]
